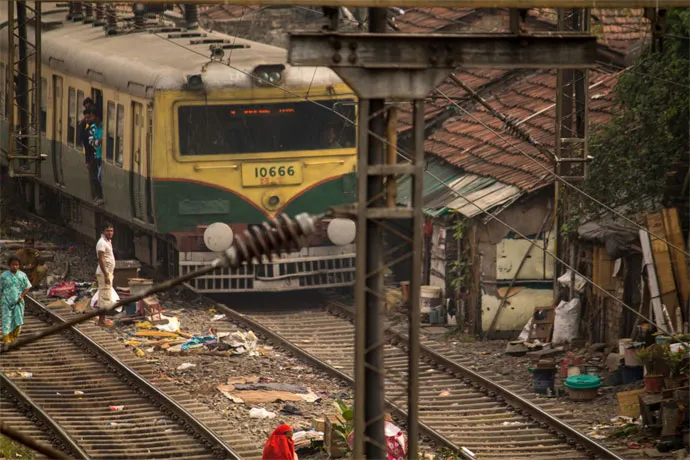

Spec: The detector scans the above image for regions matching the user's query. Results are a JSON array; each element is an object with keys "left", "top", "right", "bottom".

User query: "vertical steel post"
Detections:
[
  {"left": 407, "top": 99, "right": 425, "bottom": 460},
  {"left": 353, "top": 99, "right": 369, "bottom": 460},
  {"left": 16, "top": 1, "right": 29, "bottom": 159},
  {"left": 353, "top": 8, "right": 388, "bottom": 459}
]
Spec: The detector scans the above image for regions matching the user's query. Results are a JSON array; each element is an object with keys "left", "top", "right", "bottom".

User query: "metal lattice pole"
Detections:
[{"left": 5, "top": 0, "right": 42, "bottom": 178}]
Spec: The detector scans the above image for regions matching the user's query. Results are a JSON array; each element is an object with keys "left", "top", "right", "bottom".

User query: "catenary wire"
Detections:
[
  {"left": 434, "top": 79, "right": 690, "bottom": 259},
  {"left": 148, "top": 29, "right": 683, "bottom": 337}
]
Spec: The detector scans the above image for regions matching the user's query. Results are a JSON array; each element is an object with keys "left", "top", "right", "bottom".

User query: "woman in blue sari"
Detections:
[{"left": 1, "top": 255, "right": 32, "bottom": 344}]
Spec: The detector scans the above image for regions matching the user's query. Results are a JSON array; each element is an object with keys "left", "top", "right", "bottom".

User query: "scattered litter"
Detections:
[
  {"left": 155, "top": 316, "right": 180, "bottom": 332},
  {"left": 280, "top": 404, "right": 303, "bottom": 416},
  {"left": 217, "top": 381, "right": 320, "bottom": 405},
  {"left": 501, "top": 421, "right": 522, "bottom": 426},
  {"left": 74, "top": 391, "right": 84, "bottom": 395},
  {"left": 299, "top": 392, "right": 321, "bottom": 403},
  {"left": 626, "top": 441, "right": 642, "bottom": 449},
  {"left": 223, "top": 331, "right": 258, "bottom": 355},
  {"left": 49, "top": 281, "right": 77, "bottom": 298},
  {"left": 439, "top": 390, "right": 451, "bottom": 397},
  {"left": 249, "top": 408, "right": 276, "bottom": 419},
  {"left": 109, "top": 405, "right": 125, "bottom": 412},
  {"left": 293, "top": 430, "right": 324, "bottom": 449},
  {"left": 177, "top": 363, "right": 196, "bottom": 371},
  {"left": 134, "top": 330, "right": 179, "bottom": 339},
  {"left": 6, "top": 371, "right": 32, "bottom": 378},
  {"left": 134, "top": 348, "right": 146, "bottom": 358},
  {"left": 211, "top": 314, "right": 226, "bottom": 321},
  {"left": 136, "top": 321, "right": 153, "bottom": 329}
]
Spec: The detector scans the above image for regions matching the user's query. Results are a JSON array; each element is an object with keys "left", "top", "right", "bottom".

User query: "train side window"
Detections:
[
  {"left": 76, "top": 90, "right": 84, "bottom": 117},
  {"left": 67, "top": 87, "right": 76, "bottom": 146},
  {"left": 115, "top": 103, "right": 124, "bottom": 167},
  {"left": 40, "top": 78, "right": 47, "bottom": 134},
  {"left": 106, "top": 101, "right": 115, "bottom": 163}
]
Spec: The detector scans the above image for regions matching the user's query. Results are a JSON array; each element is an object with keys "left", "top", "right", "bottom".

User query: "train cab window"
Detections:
[
  {"left": 40, "top": 78, "right": 47, "bottom": 134},
  {"left": 67, "top": 87, "right": 76, "bottom": 146},
  {"left": 106, "top": 101, "right": 115, "bottom": 163},
  {"left": 177, "top": 99, "right": 356, "bottom": 156},
  {"left": 115, "top": 104, "right": 124, "bottom": 167}
]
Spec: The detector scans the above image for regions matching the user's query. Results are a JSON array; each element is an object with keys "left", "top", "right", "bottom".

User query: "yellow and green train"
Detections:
[{"left": 0, "top": 5, "right": 357, "bottom": 292}]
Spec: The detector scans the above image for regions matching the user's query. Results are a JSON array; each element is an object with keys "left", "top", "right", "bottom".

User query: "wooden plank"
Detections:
[
  {"left": 662, "top": 208, "right": 689, "bottom": 310},
  {"left": 646, "top": 212, "right": 682, "bottom": 330},
  {"left": 640, "top": 230, "right": 674, "bottom": 334}
]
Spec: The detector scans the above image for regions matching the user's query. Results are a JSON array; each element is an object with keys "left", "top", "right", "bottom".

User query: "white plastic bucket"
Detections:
[{"left": 420, "top": 285, "right": 442, "bottom": 314}]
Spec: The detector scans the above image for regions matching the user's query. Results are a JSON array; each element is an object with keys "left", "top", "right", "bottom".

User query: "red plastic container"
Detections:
[{"left": 644, "top": 374, "right": 664, "bottom": 393}]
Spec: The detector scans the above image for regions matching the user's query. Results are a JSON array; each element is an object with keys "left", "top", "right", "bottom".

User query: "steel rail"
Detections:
[
  {"left": 26, "top": 0, "right": 690, "bottom": 7},
  {"left": 324, "top": 300, "right": 624, "bottom": 460},
  {"left": 211, "top": 302, "right": 462, "bottom": 455},
  {"left": 24, "top": 296, "right": 243, "bottom": 460},
  {"left": 0, "top": 371, "right": 89, "bottom": 459}
]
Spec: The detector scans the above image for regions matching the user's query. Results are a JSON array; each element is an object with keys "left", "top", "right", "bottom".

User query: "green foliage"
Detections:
[
  {"left": 332, "top": 399, "right": 354, "bottom": 456},
  {"left": 0, "top": 435, "right": 35, "bottom": 459},
  {"left": 575, "top": 8, "right": 690, "bottom": 220},
  {"left": 662, "top": 344, "right": 689, "bottom": 378},
  {"left": 449, "top": 214, "right": 471, "bottom": 293},
  {"left": 636, "top": 345, "right": 665, "bottom": 374}
]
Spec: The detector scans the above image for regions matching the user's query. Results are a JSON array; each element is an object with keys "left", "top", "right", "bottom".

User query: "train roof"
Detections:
[{"left": 0, "top": 5, "right": 346, "bottom": 99}]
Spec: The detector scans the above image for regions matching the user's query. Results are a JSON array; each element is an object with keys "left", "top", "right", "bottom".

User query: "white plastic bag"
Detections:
[
  {"left": 552, "top": 298, "right": 581, "bottom": 344},
  {"left": 518, "top": 317, "right": 534, "bottom": 341},
  {"left": 249, "top": 408, "right": 276, "bottom": 419}
]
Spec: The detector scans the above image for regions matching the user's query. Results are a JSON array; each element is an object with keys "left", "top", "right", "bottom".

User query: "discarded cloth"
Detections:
[{"left": 48, "top": 281, "right": 77, "bottom": 299}]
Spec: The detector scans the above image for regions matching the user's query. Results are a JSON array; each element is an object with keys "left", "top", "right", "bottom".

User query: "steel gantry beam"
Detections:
[
  {"left": 27, "top": 0, "right": 690, "bottom": 7},
  {"left": 288, "top": 8, "right": 598, "bottom": 459}
]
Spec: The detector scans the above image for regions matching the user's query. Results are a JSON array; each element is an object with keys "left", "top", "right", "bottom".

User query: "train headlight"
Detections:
[
  {"left": 186, "top": 74, "right": 203, "bottom": 91},
  {"left": 203, "top": 222, "right": 234, "bottom": 252},
  {"left": 327, "top": 218, "right": 356, "bottom": 246},
  {"left": 253, "top": 64, "right": 285, "bottom": 87},
  {"left": 210, "top": 45, "right": 225, "bottom": 61}
]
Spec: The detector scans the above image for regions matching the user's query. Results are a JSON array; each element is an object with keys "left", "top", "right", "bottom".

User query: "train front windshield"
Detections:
[{"left": 177, "top": 99, "right": 356, "bottom": 156}]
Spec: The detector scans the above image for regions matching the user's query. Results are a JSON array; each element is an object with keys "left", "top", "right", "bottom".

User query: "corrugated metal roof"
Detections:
[{"left": 397, "top": 157, "right": 523, "bottom": 218}]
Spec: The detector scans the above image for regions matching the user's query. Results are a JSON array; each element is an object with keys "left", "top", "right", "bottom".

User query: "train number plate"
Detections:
[{"left": 241, "top": 162, "right": 303, "bottom": 187}]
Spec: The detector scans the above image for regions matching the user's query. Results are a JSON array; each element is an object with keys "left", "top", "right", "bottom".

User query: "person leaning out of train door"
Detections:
[
  {"left": 78, "top": 97, "right": 95, "bottom": 155},
  {"left": 86, "top": 105, "right": 104, "bottom": 206},
  {"left": 95, "top": 222, "right": 115, "bottom": 327}
]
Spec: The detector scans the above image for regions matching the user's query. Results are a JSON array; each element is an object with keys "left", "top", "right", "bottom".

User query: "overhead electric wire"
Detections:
[
  {"left": 435, "top": 80, "right": 690, "bottom": 259},
  {"left": 150, "top": 29, "right": 686, "bottom": 337}
]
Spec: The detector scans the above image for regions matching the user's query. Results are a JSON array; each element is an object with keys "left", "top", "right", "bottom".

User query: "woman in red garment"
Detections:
[{"left": 262, "top": 424, "right": 297, "bottom": 460}]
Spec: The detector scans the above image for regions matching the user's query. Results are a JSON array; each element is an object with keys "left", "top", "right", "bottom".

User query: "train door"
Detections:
[
  {"left": 91, "top": 88, "right": 103, "bottom": 116},
  {"left": 51, "top": 76, "right": 65, "bottom": 186},
  {"left": 130, "top": 101, "right": 146, "bottom": 221}
]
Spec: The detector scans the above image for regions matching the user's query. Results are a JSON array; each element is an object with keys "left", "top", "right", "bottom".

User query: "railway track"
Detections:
[
  {"left": 1, "top": 293, "right": 262, "bottom": 459},
  {"left": 213, "top": 298, "right": 626, "bottom": 460}
]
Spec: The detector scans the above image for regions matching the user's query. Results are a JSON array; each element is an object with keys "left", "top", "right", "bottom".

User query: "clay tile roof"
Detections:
[
  {"left": 393, "top": 8, "right": 477, "bottom": 33},
  {"left": 203, "top": 4, "right": 260, "bottom": 21},
  {"left": 425, "top": 69, "right": 619, "bottom": 192},
  {"left": 529, "top": 8, "right": 650, "bottom": 54},
  {"left": 397, "top": 69, "right": 513, "bottom": 131}
]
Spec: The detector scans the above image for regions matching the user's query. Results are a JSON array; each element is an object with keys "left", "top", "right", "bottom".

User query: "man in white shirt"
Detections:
[{"left": 96, "top": 222, "right": 115, "bottom": 326}]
